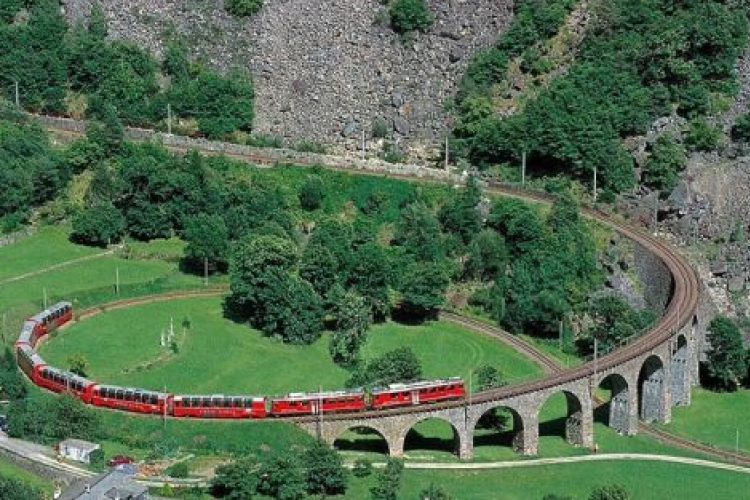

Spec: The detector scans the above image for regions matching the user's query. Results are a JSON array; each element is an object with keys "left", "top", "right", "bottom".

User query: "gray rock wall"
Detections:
[{"left": 60, "top": 0, "right": 513, "bottom": 156}]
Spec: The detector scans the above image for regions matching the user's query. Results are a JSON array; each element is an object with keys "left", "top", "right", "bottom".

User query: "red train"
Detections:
[
  {"left": 16, "top": 303, "right": 466, "bottom": 419},
  {"left": 15, "top": 301, "right": 73, "bottom": 348}
]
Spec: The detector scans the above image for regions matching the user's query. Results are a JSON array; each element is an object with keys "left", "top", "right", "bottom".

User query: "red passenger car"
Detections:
[
  {"left": 271, "top": 389, "right": 366, "bottom": 416},
  {"left": 91, "top": 385, "right": 170, "bottom": 414},
  {"left": 28, "top": 301, "right": 73, "bottom": 340},
  {"left": 36, "top": 366, "right": 96, "bottom": 403},
  {"left": 15, "top": 321, "right": 37, "bottom": 348},
  {"left": 371, "top": 378, "right": 465, "bottom": 409},
  {"left": 16, "top": 345, "right": 47, "bottom": 384},
  {"left": 172, "top": 394, "right": 267, "bottom": 418}
]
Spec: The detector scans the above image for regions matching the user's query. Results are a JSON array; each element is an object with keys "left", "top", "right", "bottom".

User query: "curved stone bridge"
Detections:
[{"left": 300, "top": 188, "right": 708, "bottom": 460}]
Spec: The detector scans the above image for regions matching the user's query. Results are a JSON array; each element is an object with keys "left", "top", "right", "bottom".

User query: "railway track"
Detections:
[{"left": 40, "top": 119, "right": 734, "bottom": 462}]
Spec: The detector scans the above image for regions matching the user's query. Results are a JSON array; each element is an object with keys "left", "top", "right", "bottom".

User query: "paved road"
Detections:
[{"left": 402, "top": 453, "right": 750, "bottom": 474}]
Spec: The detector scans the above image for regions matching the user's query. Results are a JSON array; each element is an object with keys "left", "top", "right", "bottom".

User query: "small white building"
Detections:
[{"left": 59, "top": 439, "right": 100, "bottom": 464}]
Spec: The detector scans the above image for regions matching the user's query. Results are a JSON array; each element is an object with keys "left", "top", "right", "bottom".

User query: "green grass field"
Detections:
[
  {"left": 0, "top": 225, "right": 102, "bottom": 282},
  {"left": 342, "top": 460, "right": 750, "bottom": 499},
  {"left": 661, "top": 387, "right": 750, "bottom": 454},
  {"left": 40, "top": 296, "right": 543, "bottom": 395}
]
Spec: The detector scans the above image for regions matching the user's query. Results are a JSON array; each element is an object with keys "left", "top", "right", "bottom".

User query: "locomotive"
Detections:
[{"left": 15, "top": 302, "right": 466, "bottom": 418}]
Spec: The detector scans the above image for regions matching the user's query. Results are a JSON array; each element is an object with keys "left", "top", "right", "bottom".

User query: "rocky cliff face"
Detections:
[{"left": 61, "top": 0, "right": 512, "bottom": 157}]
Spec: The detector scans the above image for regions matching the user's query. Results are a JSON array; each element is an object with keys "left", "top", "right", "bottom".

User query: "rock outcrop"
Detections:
[{"left": 61, "top": 0, "right": 513, "bottom": 157}]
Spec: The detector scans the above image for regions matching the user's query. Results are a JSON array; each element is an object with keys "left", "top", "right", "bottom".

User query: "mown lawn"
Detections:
[
  {"left": 661, "top": 387, "right": 750, "bottom": 454},
  {"left": 41, "top": 296, "right": 543, "bottom": 396},
  {"left": 0, "top": 225, "right": 101, "bottom": 282},
  {"left": 342, "top": 460, "right": 750, "bottom": 500}
]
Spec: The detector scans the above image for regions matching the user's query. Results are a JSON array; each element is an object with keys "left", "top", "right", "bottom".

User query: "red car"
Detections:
[
  {"left": 371, "top": 378, "right": 466, "bottom": 409},
  {"left": 107, "top": 455, "right": 134, "bottom": 467},
  {"left": 271, "top": 389, "right": 366, "bottom": 416}
]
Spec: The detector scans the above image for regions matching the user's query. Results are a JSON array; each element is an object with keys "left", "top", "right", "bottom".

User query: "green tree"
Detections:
[
  {"left": 589, "top": 484, "right": 629, "bottom": 500},
  {"left": 399, "top": 261, "right": 450, "bottom": 319},
  {"left": 474, "top": 364, "right": 505, "bottom": 391},
  {"left": 300, "top": 244, "right": 340, "bottom": 298},
  {"left": 0, "top": 476, "right": 43, "bottom": 500},
  {"left": 67, "top": 353, "right": 89, "bottom": 378},
  {"left": 262, "top": 275, "right": 324, "bottom": 345},
  {"left": 395, "top": 201, "right": 445, "bottom": 262},
  {"left": 256, "top": 451, "right": 306, "bottom": 500},
  {"left": 303, "top": 440, "right": 348, "bottom": 496},
  {"left": 685, "top": 117, "right": 723, "bottom": 152},
  {"left": 183, "top": 213, "right": 230, "bottom": 272},
  {"left": 329, "top": 289, "right": 371, "bottom": 367},
  {"left": 211, "top": 458, "right": 259, "bottom": 499},
  {"left": 89, "top": 448, "right": 106, "bottom": 471},
  {"left": 47, "top": 392, "right": 101, "bottom": 441},
  {"left": 389, "top": 0, "right": 432, "bottom": 34},
  {"left": 0, "top": 348, "right": 26, "bottom": 401},
  {"left": 465, "top": 229, "right": 508, "bottom": 281},
  {"left": 299, "top": 175, "right": 326, "bottom": 211},
  {"left": 642, "top": 134, "right": 686, "bottom": 191},
  {"left": 228, "top": 233, "right": 299, "bottom": 323},
  {"left": 71, "top": 203, "right": 126, "bottom": 247},
  {"left": 225, "top": 0, "right": 264, "bottom": 17},
  {"left": 347, "top": 243, "right": 392, "bottom": 321},
  {"left": 370, "top": 457, "right": 404, "bottom": 500},
  {"left": 350, "top": 347, "right": 422, "bottom": 387},
  {"left": 705, "top": 316, "right": 746, "bottom": 391},
  {"left": 438, "top": 175, "right": 482, "bottom": 244},
  {"left": 732, "top": 113, "right": 750, "bottom": 142}
]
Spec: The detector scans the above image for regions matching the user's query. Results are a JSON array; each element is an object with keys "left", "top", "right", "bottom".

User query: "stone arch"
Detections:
[
  {"left": 472, "top": 404, "right": 527, "bottom": 455},
  {"left": 671, "top": 334, "right": 689, "bottom": 406},
  {"left": 538, "top": 389, "right": 590, "bottom": 448},
  {"left": 639, "top": 354, "right": 667, "bottom": 423},
  {"left": 402, "top": 416, "right": 465, "bottom": 458},
  {"left": 596, "top": 373, "right": 633, "bottom": 435},
  {"left": 332, "top": 425, "right": 390, "bottom": 455}
]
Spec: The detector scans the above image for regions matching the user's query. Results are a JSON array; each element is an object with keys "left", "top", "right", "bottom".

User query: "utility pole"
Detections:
[
  {"left": 14, "top": 81, "right": 19, "bottom": 107},
  {"left": 204, "top": 257, "right": 209, "bottom": 286},
  {"left": 593, "top": 166, "right": 598, "bottom": 204},
  {"left": 163, "top": 385, "right": 168, "bottom": 429},
  {"left": 521, "top": 151, "right": 527, "bottom": 186},
  {"left": 167, "top": 103, "right": 172, "bottom": 135},
  {"left": 361, "top": 130, "right": 366, "bottom": 160},
  {"left": 115, "top": 266, "right": 120, "bottom": 295},
  {"left": 445, "top": 136, "right": 450, "bottom": 171},
  {"left": 652, "top": 190, "right": 659, "bottom": 234},
  {"left": 559, "top": 320, "right": 564, "bottom": 352}
]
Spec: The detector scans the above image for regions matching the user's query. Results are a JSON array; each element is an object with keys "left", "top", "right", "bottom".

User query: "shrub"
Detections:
[
  {"left": 165, "top": 461, "right": 189, "bottom": 478},
  {"left": 224, "top": 0, "right": 263, "bottom": 17},
  {"left": 685, "top": 118, "right": 723, "bottom": 152},
  {"left": 299, "top": 175, "right": 326, "bottom": 211},
  {"left": 352, "top": 458, "right": 373, "bottom": 477},
  {"left": 389, "top": 0, "right": 433, "bottom": 34},
  {"left": 372, "top": 117, "right": 389, "bottom": 139},
  {"left": 89, "top": 449, "right": 105, "bottom": 471},
  {"left": 732, "top": 113, "right": 750, "bottom": 142}
]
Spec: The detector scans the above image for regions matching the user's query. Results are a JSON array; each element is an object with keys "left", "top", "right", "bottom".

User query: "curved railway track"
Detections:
[{"left": 42, "top": 120, "right": 732, "bottom": 462}]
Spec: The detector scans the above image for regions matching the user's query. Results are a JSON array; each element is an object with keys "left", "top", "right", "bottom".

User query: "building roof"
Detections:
[
  {"left": 59, "top": 439, "right": 100, "bottom": 452},
  {"left": 59, "top": 470, "right": 148, "bottom": 500}
]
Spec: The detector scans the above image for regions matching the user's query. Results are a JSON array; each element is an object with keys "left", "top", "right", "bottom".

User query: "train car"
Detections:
[
  {"left": 36, "top": 366, "right": 96, "bottom": 403},
  {"left": 271, "top": 389, "right": 366, "bottom": 416},
  {"left": 91, "top": 385, "right": 170, "bottom": 415},
  {"left": 29, "top": 301, "right": 73, "bottom": 338},
  {"left": 172, "top": 394, "right": 267, "bottom": 419},
  {"left": 371, "top": 378, "right": 465, "bottom": 409},
  {"left": 16, "top": 345, "right": 47, "bottom": 384},
  {"left": 15, "top": 321, "right": 37, "bottom": 348}
]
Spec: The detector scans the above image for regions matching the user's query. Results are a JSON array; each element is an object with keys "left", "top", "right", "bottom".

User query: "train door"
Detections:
[{"left": 411, "top": 390, "right": 420, "bottom": 405}]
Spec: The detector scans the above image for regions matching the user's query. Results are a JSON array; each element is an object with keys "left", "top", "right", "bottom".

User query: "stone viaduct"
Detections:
[{"left": 300, "top": 201, "right": 710, "bottom": 460}]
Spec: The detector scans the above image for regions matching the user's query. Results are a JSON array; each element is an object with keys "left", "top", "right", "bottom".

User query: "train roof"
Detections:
[
  {"left": 276, "top": 388, "right": 365, "bottom": 401},
  {"left": 41, "top": 366, "right": 94, "bottom": 386},
  {"left": 173, "top": 394, "right": 265, "bottom": 401},
  {"left": 17, "top": 321, "right": 35, "bottom": 343},
  {"left": 17, "top": 345, "right": 46, "bottom": 366},
  {"left": 373, "top": 377, "right": 463, "bottom": 393},
  {"left": 30, "top": 301, "right": 72, "bottom": 322},
  {"left": 94, "top": 384, "right": 168, "bottom": 397}
]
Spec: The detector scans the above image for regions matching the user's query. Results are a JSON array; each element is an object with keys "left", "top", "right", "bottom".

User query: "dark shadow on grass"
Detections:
[{"left": 333, "top": 427, "right": 389, "bottom": 455}]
